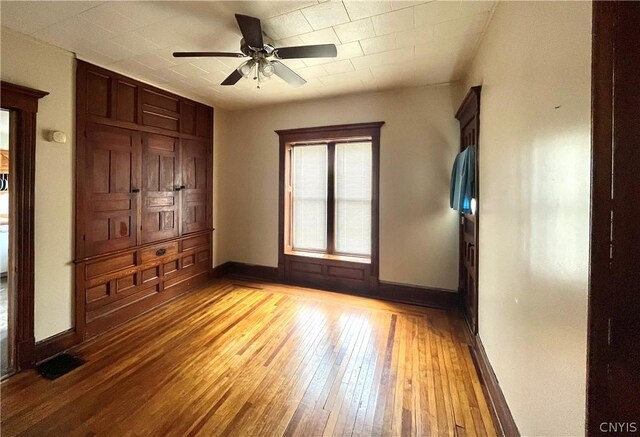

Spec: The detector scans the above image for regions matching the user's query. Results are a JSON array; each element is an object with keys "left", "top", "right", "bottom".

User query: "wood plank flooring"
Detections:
[{"left": 0, "top": 280, "right": 496, "bottom": 436}]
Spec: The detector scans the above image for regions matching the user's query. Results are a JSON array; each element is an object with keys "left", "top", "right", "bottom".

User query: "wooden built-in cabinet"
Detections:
[{"left": 75, "top": 61, "right": 213, "bottom": 339}]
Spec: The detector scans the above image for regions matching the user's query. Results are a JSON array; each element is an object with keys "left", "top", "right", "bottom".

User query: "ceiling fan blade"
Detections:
[
  {"left": 221, "top": 69, "right": 243, "bottom": 86},
  {"left": 271, "top": 61, "right": 306, "bottom": 87},
  {"left": 274, "top": 44, "right": 337, "bottom": 59},
  {"left": 173, "top": 51, "right": 245, "bottom": 58},
  {"left": 235, "top": 14, "right": 264, "bottom": 49}
]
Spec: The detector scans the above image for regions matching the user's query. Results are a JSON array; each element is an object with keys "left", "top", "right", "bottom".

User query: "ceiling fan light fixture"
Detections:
[
  {"left": 239, "top": 59, "right": 256, "bottom": 78},
  {"left": 259, "top": 59, "right": 275, "bottom": 78}
]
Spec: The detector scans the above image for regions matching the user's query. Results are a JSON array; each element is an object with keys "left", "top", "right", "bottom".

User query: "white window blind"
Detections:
[
  {"left": 292, "top": 145, "right": 327, "bottom": 251},
  {"left": 335, "top": 142, "right": 372, "bottom": 256}
]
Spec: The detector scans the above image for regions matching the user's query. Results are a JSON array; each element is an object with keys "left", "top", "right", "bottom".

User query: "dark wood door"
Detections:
[
  {"left": 181, "top": 139, "right": 209, "bottom": 235},
  {"left": 456, "top": 87, "right": 481, "bottom": 334},
  {"left": 85, "top": 124, "right": 140, "bottom": 256},
  {"left": 141, "top": 133, "right": 179, "bottom": 243}
]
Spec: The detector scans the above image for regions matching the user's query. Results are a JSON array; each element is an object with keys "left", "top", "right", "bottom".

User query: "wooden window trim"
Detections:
[{"left": 277, "top": 122, "right": 384, "bottom": 289}]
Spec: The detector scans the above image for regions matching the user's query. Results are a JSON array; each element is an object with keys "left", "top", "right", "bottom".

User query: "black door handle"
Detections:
[
  {"left": 155, "top": 248, "right": 166, "bottom": 256},
  {"left": 131, "top": 188, "right": 140, "bottom": 193}
]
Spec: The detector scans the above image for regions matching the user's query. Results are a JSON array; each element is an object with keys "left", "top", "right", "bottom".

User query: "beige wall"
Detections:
[
  {"left": 1, "top": 28, "right": 75, "bottom": 341},
  {"left": 462, "top": 2, "right": 591, "bottom": 435},
  {"left": 215, "top": 85, "right": 462, "bottom": 290}
]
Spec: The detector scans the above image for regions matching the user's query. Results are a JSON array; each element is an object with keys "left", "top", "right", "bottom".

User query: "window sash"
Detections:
[{"left": 289, "top": 141, "right": 372, "bottom": 258}]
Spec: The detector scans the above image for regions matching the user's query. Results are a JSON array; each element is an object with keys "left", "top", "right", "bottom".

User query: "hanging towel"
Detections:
[{"left": 449, "top": 145, "right": 476, "bottom": 214}]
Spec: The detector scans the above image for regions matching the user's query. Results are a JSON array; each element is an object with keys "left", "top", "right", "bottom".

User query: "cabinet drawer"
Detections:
[{"left": 139, "top": 241, "right": 179, "bottom": 263}]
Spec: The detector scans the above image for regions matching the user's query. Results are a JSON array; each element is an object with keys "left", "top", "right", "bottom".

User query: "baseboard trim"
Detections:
[
  {"left": 34, "top": 329, "right": 80, "bottom": 364},
  {"left": 377, "top": 281, "right": 459, "bottom": 310},
  {"left": 210, "top": 262, "right": 230, "bottom": 279},
  {"left": 225, "top": 261, "right": 280, "bottom": 282},
  {"left": 219, "top": 261, "right": 459, "bottom": 311},
  {"left": 469, "top": 332, "right": 520, "bottom": 436}
]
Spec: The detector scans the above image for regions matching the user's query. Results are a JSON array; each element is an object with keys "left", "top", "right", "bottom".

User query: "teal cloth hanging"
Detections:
[{"left": 449, "top": 146, "right": 476, "bottom": 214}]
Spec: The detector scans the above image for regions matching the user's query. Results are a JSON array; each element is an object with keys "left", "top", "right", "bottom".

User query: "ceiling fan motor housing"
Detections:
[{"left": 240, "top": 38, "right": 275, "bottom": 58}]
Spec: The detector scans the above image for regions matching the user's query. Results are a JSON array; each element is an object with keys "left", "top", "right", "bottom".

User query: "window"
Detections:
[
  {"left": 288, "top": 140, "right": 373, "bottom": 258},
  {"left": 277, "top": 122, "right": 383, "bottom": 291}
]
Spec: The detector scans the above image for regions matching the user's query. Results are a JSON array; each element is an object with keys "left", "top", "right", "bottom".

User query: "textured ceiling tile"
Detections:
[
  {"left": 351, "top": 46, "right": 414, "bottom": 70},
  {"left": 433, "top": 13, "right": 488, "bottom": 41},
  {"left": 333, "top": 18, "right": 376, "bottom": 44},
  {"left": 343, "top": 1, "right": 392, "bottom": 20},
  {"left": 79, "top": 4, "right": 138, "bottom": 34},
  {"left": 299, "top": 28, "right": 341, "bottom": 46},
  {"left": 279, "top": 58, "right": 308, "bottom": 70},
  {"left": 371, "top": 8, "right": 414, "bottom": 36},
  {"left": 270, "top": 1, "right": 318, "bottom": 18},
  {"left": 318, "top": 68, "right": 372, "bottom": 86},
  {"left": 153, "top": 67, "right": 188, "bottom": 82},
  {"left": 111, "top": 33, "right": 161, "bottom": 56},
  {"left": 190, "top": 58, "right": 230, "bottom": 74},
  {"left": 2, "top": 0, "right": 494, "bottom": 109},
  {"left": 322, "top": 59, "right": 355, "bottom": 74},
  {"left": 391, "top": 1, "right": 430, "bottom": 11},
  {"left": 359, "top": 34, "right": 397, "bottom": 55},
  {"left": 76, "top": 47, "right": 118, "bottom": 67},
  {"left": 263, "top": 10, "right": 313, "bottom": 40},
  {"left": 135, "top": 53, "right": 176, "bottom": 70},
  {"left": 0, "top": 1, "right": 100, "bottom": 35},
  {"left": 132, "top": 22, "right": 190, "bottom": 49},
  {"left": 169, "top": 63, "right": 210, "bottom": 77},
  {"left": 275, "top": 35, "right": 305, "bottom": 48},
  {"left": 414, "top": 1, "right": 492, "bottom": 27},
  {"left": 396, "top": 26, "right": 433, "bottom": 47},
  {"left": 87, "top": 40, "right": 136, "bottom": 62},
  {"left": 110, "top": 1, "right": 177, "bottom": 28},
  {"left": 300, "top": 1, "right": 350, "bottom": 30},
  {"left": 295, "top": 65, "right": 329, "bottom": 78},
  {"left": 31, "top": 15, "right": 114, "bottom": 52}
]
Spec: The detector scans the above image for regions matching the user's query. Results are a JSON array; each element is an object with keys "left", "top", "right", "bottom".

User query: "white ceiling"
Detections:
[{"left": 1, "top": 1, "right": 495, "bottom": 110}]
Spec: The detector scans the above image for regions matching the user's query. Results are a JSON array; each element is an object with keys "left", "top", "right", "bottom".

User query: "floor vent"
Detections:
[{"left": 36, "top": 353, "right": 84, "bottom": 380}]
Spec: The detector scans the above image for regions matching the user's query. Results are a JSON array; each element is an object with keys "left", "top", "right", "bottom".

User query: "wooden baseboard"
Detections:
[
  {"left": 469, "top": 332, "right": 520, "bottom": 436},
  {"left": 34, "top": 329, "right": 80, "bottom": 364},
  {"left": 210, "top": 262, "right": 230, "bottom": 279},
  {"left": 225, "top": 261, "right": 280, "bottom": 282},
  {"left": 220, "top": 261, "right": 459, "bottom": 311},
  {"left": 377, "top": 281, "right": 459, "bottom": 310}
]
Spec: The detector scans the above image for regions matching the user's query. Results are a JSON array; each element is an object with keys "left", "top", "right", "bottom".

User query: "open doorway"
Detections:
[
  {"left": 0, "top": 109, "right": 13, "bottom": 377},
  {"left": 0, "top": 81, "right": 48, "bottom": 374}
]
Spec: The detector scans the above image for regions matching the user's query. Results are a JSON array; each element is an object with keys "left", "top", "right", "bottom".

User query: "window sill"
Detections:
[{"left": 285, "top": 250, "right": 371, "bottom": 264}]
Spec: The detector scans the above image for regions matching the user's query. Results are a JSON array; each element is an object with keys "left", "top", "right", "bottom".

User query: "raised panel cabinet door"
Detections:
[
  {"left": 181, "top": 139, "right": 209, "bottom": 234},
  {"left": 85, "top": 124, "right": 141, "bottom": 256},
  {"left": 142, "top": 133, "right": 180, "bottom": 243}
]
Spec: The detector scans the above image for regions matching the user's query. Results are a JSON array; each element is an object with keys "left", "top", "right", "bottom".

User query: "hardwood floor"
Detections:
[{"left": 0, "top": 280, "right": 496, "bottom": 436}]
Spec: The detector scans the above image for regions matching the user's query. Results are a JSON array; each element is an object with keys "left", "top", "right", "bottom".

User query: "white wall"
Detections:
[
  {"left": 462, "top": 2, "right": 591, "bottom": 435},
  {"left": 215, "top": 85, "right": 462, "bottom": 291},
  {"left": 1, "top": 28, "right": 75, "bottom": 341}
]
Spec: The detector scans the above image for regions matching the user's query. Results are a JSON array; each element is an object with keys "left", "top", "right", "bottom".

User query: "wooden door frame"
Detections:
[
  {"left": 587, "top": 1, "right": 639, "bottom": 432},
  {"left": 455, "top": 86, "right": 481, "bottom": 335},
  {"left": 0, "top": 81, "right": 48, "bottom": 371}
]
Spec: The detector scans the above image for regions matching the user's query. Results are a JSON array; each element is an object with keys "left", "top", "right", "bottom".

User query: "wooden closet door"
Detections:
[
  {"left": 181, "top": 139, "right": 209, "bottom": 234},
  {"left": 141, "top": 133, "right": 180, "bottom": 243},
  {"left": 85, "top": 124, "right": 140, "bottom": 256}
]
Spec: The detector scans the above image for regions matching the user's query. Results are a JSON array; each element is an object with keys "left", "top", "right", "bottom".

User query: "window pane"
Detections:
[
  {"left": 335, "top": 142, "right": 372, "bottom": 256},
  {"left": 292, "top": 145, "right": 327, "bottom": 251}
]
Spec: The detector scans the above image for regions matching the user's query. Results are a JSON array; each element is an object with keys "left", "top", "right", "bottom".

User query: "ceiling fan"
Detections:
[{"left": 173, "top": 14, "right": 338, "bottom": 88}]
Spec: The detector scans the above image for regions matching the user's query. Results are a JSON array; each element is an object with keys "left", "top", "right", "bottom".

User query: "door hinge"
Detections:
[{"left": 607, "top": 317, "right": 613, "bottom": 346}]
